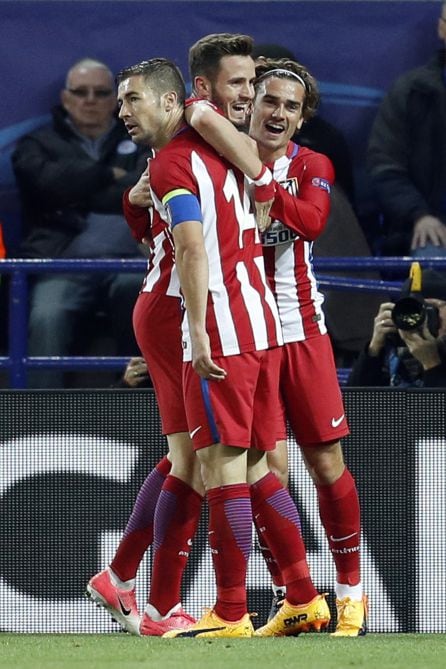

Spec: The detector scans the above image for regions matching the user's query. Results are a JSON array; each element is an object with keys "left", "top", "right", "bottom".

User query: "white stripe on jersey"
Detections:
[
  {"left": 254, "top": 255, "right": 284, "bottom": 346},
  {"left": 274, "top": 241, "right": 305, "bottom": 340},
  {"left": 142, "top": 227, "right": 181, "bottom": 297},
  {"left": 304, "top": 241, "right": 326, "bottom": 336},
  {"left": 191, "top": 151, "right": 239, "bottom": 357}
]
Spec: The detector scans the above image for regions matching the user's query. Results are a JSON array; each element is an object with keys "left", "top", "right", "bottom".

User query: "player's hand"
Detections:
[
  {"left": 411, "top": 215, "right": 446, "bottom": 250},
  {"left": 255, "top": 199, "right": 273, "bottom": 232},
  {"left": 252, "top": 166, "right": 276, "bottom": 232},
  {"left": 123, "top": 356, "right": 150, "bottom": 387},
  {"left": 368, "top": 302, "right": 397, "bottom": 356},
  {"left": 191, "top": 332, "right": 227, "bottom": 381},
  {"left": 128, "top": 170, "right": 152, "bottom": 208},
  {"left": 399, "top": 321, "right": 441, "bottom": 370}
]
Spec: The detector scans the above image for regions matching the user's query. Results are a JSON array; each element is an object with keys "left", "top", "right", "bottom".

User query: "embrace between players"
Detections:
[{"left": 86, "top": 33, "right": 367, "bottom": 639}]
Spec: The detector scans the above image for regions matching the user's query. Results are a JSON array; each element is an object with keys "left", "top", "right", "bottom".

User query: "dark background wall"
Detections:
[
  {"left": 1, "top": 388, "right": 445, "bottom": 633},
  {"left": 0, "top": 0, "right": 442, "bottom": 251}
]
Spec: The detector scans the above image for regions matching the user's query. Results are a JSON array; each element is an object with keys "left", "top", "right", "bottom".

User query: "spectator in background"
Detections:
[
  {"left": 348, "top": 270, "right": 446, "bottom": 387},
  {"left": 12, "top": 58, "right": 149, "bottom": 388},
  {"left": 114, "top": 356, "right": 151, "bottom": 388},
  {"left": 252, "top": 43, "right": 355, "bottom": 206},
  {"left": 367, "top": 2, "right": 446, "bottom": 258}
]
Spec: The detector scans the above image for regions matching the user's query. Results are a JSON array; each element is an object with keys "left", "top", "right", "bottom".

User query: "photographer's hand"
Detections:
[
  {"left": 368, "top": 303, "right": 397, "bottom": 357},
  {"left": 399, "top": 322, "right": 442, "bottom": 371}
]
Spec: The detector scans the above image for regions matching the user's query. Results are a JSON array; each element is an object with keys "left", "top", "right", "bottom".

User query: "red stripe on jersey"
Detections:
[
  {"left": 262, "top": 142, "right": 334, "bottom": 343},
  {"left": 150, "top": 127, "right": 283, "bottom": 360}
]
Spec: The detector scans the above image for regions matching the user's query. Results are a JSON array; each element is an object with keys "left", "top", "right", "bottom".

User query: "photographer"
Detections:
[{"left": 348, "top": 270, "right": 446, "bottom": 387}]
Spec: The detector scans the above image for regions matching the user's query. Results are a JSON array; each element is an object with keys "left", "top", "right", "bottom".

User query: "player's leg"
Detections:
[
  {"left": 247, "top": 349, "right": 330, "bottom": 636},
  {"left": 261, "top": 408, "right": 288, "bottom": 615},
  {"left": 141, "top": 431, "right": 204, "bottom": 635},
  {"left": 164, "top": 353, "right": 269, "bottom": 638},
  {"left": 87, "top": 293, "right": 196, "bottom": 634},
  {"left": 283, "top": 335, "right": 367, "bottom": 636}
]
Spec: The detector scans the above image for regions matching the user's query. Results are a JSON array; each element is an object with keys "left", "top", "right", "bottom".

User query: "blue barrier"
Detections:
[{"left": 1, "top": 256, "right": 446, "bottom": 388}]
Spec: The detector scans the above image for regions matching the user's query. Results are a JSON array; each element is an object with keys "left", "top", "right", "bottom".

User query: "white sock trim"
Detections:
[
  {"left": 335, "top": 583, "right": 363, "bottom": 600},
  {"left": 145, "top": 602, "right": 181, "bottom": 621},
  {"left": 107, "top": 567, "right": 135, "bottom": 591}
]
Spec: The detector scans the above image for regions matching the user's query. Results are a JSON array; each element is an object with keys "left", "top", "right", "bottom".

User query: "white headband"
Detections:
[{"left": 257, "top": 68, "right": 307, "bottom": 91}]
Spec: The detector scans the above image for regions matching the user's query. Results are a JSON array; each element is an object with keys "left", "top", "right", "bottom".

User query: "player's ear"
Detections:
[
  {"left": 194, "top": 76, "right": 211, "bottom": 98},
  {"left": 163, "top": 90, "right": 179, "bottom": 111}
]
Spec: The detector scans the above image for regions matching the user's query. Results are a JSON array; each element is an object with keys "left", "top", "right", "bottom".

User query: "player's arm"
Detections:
[
  {"left": 185, "top": 101, "right": 275, "bottom": 230},
  {"left": 270, "top": 154, "right": 335, "bottom": 241},
  {"left": 122, "top": 165, "right": 153, "bottom": 244},
  {"left": 165, "top": 189, "right": 226, "bottom": 381},
  {"left": 186, "top": 101, "right": 263, "bottom": 178}
]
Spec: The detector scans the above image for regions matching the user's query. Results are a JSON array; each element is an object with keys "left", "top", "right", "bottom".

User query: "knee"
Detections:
[{"left": 302, "top": 442, "right": 345, "bottom": 486}]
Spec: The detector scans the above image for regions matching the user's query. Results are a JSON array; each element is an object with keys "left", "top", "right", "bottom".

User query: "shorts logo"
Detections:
[
  {"left": 311, "top": 177, "right": 330, "bottom": 193},
  {"left": 331, "top": 414, "right": 344, "bottom": 428},
  {"left": 190, "top": 425, "right": 202, "bottom": 439}
]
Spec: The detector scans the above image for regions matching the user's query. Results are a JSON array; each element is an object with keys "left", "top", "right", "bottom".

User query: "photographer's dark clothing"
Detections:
[
  {"left": 347, "top": 341, "right": 446, "bottom": 387},
  {"left": 367, "top": 50, "right": 446, "bottom": 255},
  {"left": 12, "top": 105, "right": 149, "bottom": 258}
]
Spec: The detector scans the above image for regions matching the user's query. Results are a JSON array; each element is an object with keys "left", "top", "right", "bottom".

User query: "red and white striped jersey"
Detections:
[
  {"left": 262, "top": 142, "right": 335, "bottom": 343},
  {"left": 149, "top": 126, "right": 283, "bottom": 360},
  {"left": 121, "top": 99, "right": 218, "bottom": 300},
  {"left": 122, "top": 189, "right": 180, "bottom": 298}
]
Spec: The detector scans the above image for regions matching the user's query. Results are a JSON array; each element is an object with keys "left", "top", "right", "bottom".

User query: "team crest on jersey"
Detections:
[
  {"left": 311, "top": 177, "right": 331, "bottom": 193},
  {"left": 279, "top": 177, "right": 299, "bottom": 197}
]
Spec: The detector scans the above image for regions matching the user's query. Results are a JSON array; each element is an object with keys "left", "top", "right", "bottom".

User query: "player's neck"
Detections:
[
  {"left": 258, "top": 146, "right": 286, "bottom": 165},
  {"left": 157, "top": 107, "right": 185, "bottom": 149}
]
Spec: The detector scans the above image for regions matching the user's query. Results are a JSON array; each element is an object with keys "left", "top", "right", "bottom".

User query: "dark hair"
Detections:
[
  {"left": 252, "top": 44, "right": 295, "bottom": 61},
  {"left": 117, "top": 58, "right": 186, "bottom": 104},
  {"left": 189, "top": 33, "right": 254, "bottom": 81},
  {"left": 254, "top": 58, "right": 320, "bottom": 121}
]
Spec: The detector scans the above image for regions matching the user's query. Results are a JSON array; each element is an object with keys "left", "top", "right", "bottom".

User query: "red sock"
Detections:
[
  {"left": 316, "top": 467, "right": 361, "bottom": 585},
  {"left": 148, "top": 475, "right": 203, "bottom": 615},
  {"left": 110, "top": 456, "right": 171, "bottom": 581},
  {"left": 250, "top": 472, "right": 317, "bottom": 605},
  {"left": 207, "top": 484, "right": 252, "bottom": 621},
  {"left": 254, "top": 525, "right": 284, "bottom": 588}
]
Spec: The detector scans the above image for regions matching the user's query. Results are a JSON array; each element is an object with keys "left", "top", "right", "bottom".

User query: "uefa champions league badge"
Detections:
[
  {"left": 311, "top": 177, "right": 331, "bottom": 193},
  {"left": 117, "top": 140, "right": 137, "bottom": 155}
]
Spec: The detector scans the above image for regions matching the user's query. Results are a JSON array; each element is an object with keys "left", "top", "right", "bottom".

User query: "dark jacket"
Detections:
[
  {"left": 367, "top": 51, "right": 446, "bottom": 255},
  {"left": 12, "top": 106, "right": 149, "bottom": 258},
  {"left": 348, "top": 340, "right": 446, "bottom": 388}
]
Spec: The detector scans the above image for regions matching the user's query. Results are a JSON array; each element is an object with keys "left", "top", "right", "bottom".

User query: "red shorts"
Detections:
[
  {"left": 133, "top": 292, "right": 188, "bottom": 435},
  {"left": 280, "top": 334, "right": 349, "bottom": 446},
  {"left": 182, "top": 347, "right": 281, "bottom": 451}
]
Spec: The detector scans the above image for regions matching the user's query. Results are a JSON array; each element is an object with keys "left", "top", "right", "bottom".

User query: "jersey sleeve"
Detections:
[
  {"left": 149, "top": 145, "right": 202, "bottom": 227},
  {"left": 270, "top": 151, "right": 335, "bottom": 241},
  {"left": 122, "top": 187, "right": 151, "bottom": 243},
  {"left": 185, "top": 96, "right": 222, "bottom": 115}
]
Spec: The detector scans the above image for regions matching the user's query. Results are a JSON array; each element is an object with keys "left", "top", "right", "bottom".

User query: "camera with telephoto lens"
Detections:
[{"left": 391, "top": 296, "right": 440, "bottom": 337}]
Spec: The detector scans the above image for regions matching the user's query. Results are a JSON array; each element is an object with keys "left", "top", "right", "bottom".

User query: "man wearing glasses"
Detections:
[{"left": 12, "top": 58, "right": 149, "bottom": 388}]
